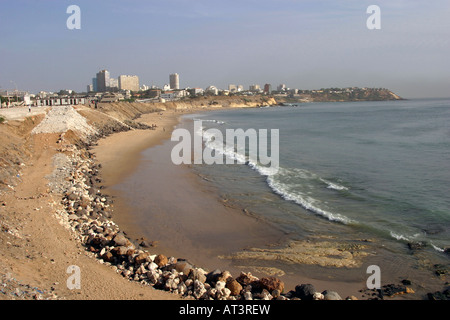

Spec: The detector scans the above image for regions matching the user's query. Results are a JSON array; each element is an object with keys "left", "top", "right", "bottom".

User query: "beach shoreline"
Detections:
[
  {"left": 91, "top": 106, "right": 376, "bottom": 299},
  {"left": 1, "top": 100, "right": 441, "bottom": 301}
]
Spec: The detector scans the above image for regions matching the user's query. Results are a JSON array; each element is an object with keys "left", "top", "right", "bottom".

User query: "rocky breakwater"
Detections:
[
  {"left": 54, "top": 144, "right": 352, "bottom": 300},
  {"left": 36, "top": 105, "right": 360, "bottom": 301}
]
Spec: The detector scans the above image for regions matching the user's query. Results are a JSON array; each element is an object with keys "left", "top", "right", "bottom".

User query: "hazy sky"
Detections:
[{"left": 1, "top": 0, "right": 449, "bottom": 98}]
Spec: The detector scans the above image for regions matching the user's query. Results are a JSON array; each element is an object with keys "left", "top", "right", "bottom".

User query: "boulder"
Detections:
[
  {"left": 206, "top": 269, "right": 222, "bottom": 285},
  {"left": 188, "top": 268, "right": 207, "bottom": 283},
  {"left": 101, "top": 251, "right": 114, "bottom": 263},
  {"left": 236, "top": 272, "right": 259, "bottom": 287},
  {"left": 154, "top": 254, "right": 168, "bottom": 267},
  {"left": 407, "top": 242, "right": 425, "bottom": 251},
  {"left": 226, "top": 279, "right": 243, "bottom": 296},
  {"left": 217, "top": 271, "right": 232, "bottom": 283},
  {"left": 322, "top": 290, "right": 342, "bottom": 300},
  {"left": 135, "top": 252, "right": 149, "bottom": 265},
  {"left": 259, "top": 277, "right": 284, "bottom": 293},
  {"left": 295, "top": 284, "right": 316, "bottom": 300},
  {"left": 112, "top": 246, "right": 128, "bottom": 256},
  {"left": 113, "top": 234, "right": 128, "bottom": 247},
  {"left": 174, "top": 260, "right": 193, "bottom": 275}
]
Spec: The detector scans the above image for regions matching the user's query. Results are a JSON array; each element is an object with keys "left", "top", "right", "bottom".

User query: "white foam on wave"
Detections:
[
  {"left": 196, "top": 122, "right": 354, "bottom": 225},
  {"left": 320, "top": 178, "right": 349, "bottom": 191},
  {"left": 267, "top": 172, "right": 354, "bottom": 225},
  {"left": 193, "top": 118, "right": 225, "bottom": 125},
  {"left": 430, "top": 242, "right": 445, "bottom": 253}
]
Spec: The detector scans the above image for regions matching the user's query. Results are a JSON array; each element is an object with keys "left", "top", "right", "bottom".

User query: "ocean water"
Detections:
[{"left": 187, "top": 98, "right": 450, "bottom": 271}]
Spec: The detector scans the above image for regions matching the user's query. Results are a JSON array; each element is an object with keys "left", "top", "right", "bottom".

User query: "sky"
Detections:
[{"left": 0, "top": 0, "right": 449, "bottom": 98}]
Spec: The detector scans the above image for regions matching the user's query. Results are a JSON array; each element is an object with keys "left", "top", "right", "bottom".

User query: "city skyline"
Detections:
[{"left": 1, "top": 1, "right": 449, "bottom": 98}]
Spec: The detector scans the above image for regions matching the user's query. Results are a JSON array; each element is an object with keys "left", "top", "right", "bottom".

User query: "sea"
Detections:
[{"left": 116, "top": 98, "right": 450, "bottom": 292}]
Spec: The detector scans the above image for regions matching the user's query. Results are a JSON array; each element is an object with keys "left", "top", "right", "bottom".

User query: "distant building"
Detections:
[
  {"left": 87, "top": 84, "right": 94, "bottom": 92},
  {"left": 205, "top": 86, "right": 219, "bottom": 95},
  {"left": 100, "top": 93, "right": 124, "bottom": 103},
  {"left": 170, "top": 73, "right": 180, "bottom": 90},
  {"left": 264, "top": 84, "right": 272, "bottom": 94},
  {"left": 119, "top": 75, "right": 140, "bottom": 92},
  {"left": 189, "top": 88, "right": 204, "bottom": 96},
  {"left": 92, "top": 78, "right": 98, "bottom": 92},
  {"left": 110, "top": 78, "right": 119, "bottom": 89},
  {"left": 35, "top": 96, "right": 86, "bottom": 106},
  {"left": 96, "top": 70, "right": 110, "bottom": 92},
  {"left": 249, "top": 84, "right": 260, "bottom": 92},
  {"left": 228, "top": 84, "right": 237, "bottom": 92},
  {"left": 277, "top": 84, "right": 286, "bottom": 91}
]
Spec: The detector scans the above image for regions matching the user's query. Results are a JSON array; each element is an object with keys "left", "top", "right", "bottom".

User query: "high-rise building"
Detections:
[
  {"left": 264, "top": 84, "right": 272, "bottom": 94},
  {"left": 170, "top": 73, "right": 180, "bottom": 90},
  {"left": 96, "top": 70, "right": 110, "bottom": 92},
  {"left": 92, "top": 78, "right": 97, "bottom": 92},
  {"left": 118, "top": 75, "right": 140, "bottom": 92},
  {"left": 110, "top": 78, "right": 118, "bottom": 89},
  {"left": 228, "top": 84, "right": 237, "bottom": 92}
]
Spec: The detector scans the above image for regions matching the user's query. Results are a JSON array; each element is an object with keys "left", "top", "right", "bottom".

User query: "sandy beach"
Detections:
[{"left": 91, "top": 107, "right": 373, "bottom": 299}]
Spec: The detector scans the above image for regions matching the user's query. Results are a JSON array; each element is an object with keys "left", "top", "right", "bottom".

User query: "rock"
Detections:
[
  {"left": 135, "top": 252, "right": 149, "bottom": 265},
  {"left": 379, "top": 284, "right": 415, "bottom": 298},
  {"left": 295, "top": 284, "right": 316, "bottom": 300},
  {"left": 217, "top": 271, "right": 232, "bottom": 283},
  {"left": 271, "top": 289, "right": 281, "bottom": 299},
  {"left": 401, "top": 279, "right": 412, "bottom": 286},
  {"left": 322, "top": 290, "right": 342, "bottom": 300},
  {"left": 146, "top": 270, "right": 160, "bottom": 285},
  {"left": 174, "top": 260, "right": 193, "bottom": 275},
  {"left": 206, "top": 269, "right": 222, "bottom": 285},
  {"left": 67, "top": 192, "right": 78, "bottom": 201},
  {"left": 178, "top": 282, "right": 188, "bottom": 295},
  {"left": 145, "top": 262, "right": 156, "bottom": 271},
  {"left": 259, "top": 277, "right": 284, "bottom": 293},
  {"left": 135, "top": 264, "right": 147, "bottom": 275},
  {"left": 189, "top": 268, "right": 207, "bottom": 284},
  {"left": 236, "top": 272, "right": 259, "bottom": 287},
  {"left": 313, "top": 292, "right": 324, "bottom": 300},
  {"left": 154, "top": 254, "right": 168, "bottom": 267},
  {"left": 407, "top": 242, "right": 425, "bottom": 251},
  {"left": 68, "top": 214, "right": 79, "bottom": 221},
  {"left": 193, "top": 280, "right": 207, "bottom": 299},
  {"left": 226, "top": 279, "right": 243, "bottom": 296},
  {"left": 427, "top": 289, "right": 450, "bottom": 300},
  {"left": 256, "top": 289, "right": 272, "bottom": 300},
  {"left": 112, "top": 246, "right": 128, "bottom": 256},
  {"left": 101, "top": 251, "right": 114, "bottom": 263},
  {"left": 215, "top": 281, "right": 231, "bottom": 300},
  {"left": 244, "top": 291, "right": 253, "bottom": 300},
  {"left": 113, "top": 234, "right": 128, "bottom": 247}
]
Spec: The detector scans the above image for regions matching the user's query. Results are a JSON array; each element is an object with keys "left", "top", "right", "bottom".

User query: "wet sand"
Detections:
[{"left": 92, "top": 107, "right": 380, "bottom": 298}]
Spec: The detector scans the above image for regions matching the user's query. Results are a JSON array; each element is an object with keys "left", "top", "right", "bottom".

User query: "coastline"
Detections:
[
  {"left": 1, "top": 99, "right": 443, "bottom": 301},
  {"left": 91, "top": 106, "right": 372, "bottom": 299}
]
